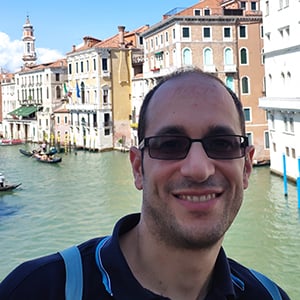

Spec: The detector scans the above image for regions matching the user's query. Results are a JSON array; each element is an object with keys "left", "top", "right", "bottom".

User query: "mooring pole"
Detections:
[{"left": 283, "top": 153, "right": 288, "bottom": 197}]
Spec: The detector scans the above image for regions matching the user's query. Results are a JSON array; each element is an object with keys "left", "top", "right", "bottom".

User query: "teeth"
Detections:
[{"left": 180, "top": 193, "right": 216, "bottom": 202}]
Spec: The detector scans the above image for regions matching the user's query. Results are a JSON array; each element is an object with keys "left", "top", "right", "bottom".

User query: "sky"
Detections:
[{"left": 0, "top": 0, "right": 198, "bottom": 73}]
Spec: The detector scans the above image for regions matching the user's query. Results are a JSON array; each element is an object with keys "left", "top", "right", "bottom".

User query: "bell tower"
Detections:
[{"left": 22, "top": 15, "right": 37, "bottom": 67}]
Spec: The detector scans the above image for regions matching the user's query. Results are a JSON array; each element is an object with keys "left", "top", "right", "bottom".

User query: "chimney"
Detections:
[
  {"left": 72, "top": 45, "right": 76, "bottom": 52},
  {"left": 118, "top": 26, "right": 125, "bottom": 48}
]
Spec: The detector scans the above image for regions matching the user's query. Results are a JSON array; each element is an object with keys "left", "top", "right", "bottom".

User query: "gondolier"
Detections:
[{"left": 0, "top": 173, "right": 5, "bottom": 187}]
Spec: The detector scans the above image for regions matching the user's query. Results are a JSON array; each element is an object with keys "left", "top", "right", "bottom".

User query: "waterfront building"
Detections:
[
  {"left": 0, "top": 72, "right": 15, "bottom": 137},
  {"left": 131, "top": 0, "right": 268, "bottom": 164},
  {"left": 1, "top": 17, "right": 68, "bottom": 143},
  {"left": 66, "top": 25, "right": 148, "bottom": 151},
  {"left": 259, "top": 0, "right": 300, "bottom": 181}
]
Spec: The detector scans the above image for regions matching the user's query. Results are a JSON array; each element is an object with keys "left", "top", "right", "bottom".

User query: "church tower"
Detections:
[{"left": 22, "top": 16, "right": 37, "bottom": 67}]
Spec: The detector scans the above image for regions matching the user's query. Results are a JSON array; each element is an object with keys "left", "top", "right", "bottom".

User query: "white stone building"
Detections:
[{"left": 259, "top": 0, "right": 300, "bottom": 180}]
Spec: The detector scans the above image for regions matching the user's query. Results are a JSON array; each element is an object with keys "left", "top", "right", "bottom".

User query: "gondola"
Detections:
[
  {"left": 19, "top": 147, "right": 58, "bottom": 158},
  {"left": 0, "top": 183, "right": 22, "bottom": 192},
  {"left": 19, "top": 148, "right": 35, "bottom": 157},
  {"left": 33, "top": 154, "right": 62, "bottom": 163}
]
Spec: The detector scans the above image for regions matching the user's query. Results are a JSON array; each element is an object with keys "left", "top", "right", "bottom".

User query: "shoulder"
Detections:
[
  {"left": 228, "top": 258, "right": 290, "bottom": 299},
  {"left": 0, "top": 237, "right": 102, "bottom": 300}
]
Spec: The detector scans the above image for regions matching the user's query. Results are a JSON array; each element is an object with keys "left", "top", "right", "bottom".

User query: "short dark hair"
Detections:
[{"left": 137, "top": 67, "right": 245, "bottom": 143}]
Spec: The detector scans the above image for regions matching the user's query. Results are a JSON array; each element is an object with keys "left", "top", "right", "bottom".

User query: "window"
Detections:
[
  {"left": 80, "top": 61, "right": 84, "bottom": 72},
  {"left": 239, "top": 25, "right": 247, "bottom": 38},
  {"left": 104, "top": 113, "right": 111, "bottom": 136},
  {"left": 86, "top": 60, "right": 89, "bottom": 72},
  {"left": 223, "top": 27, "right": 231, "bottom": 39},
  {"left": 182, "top": 27, "right": 190, "bottom": 38},
  {"left": 57, "top": 116, "right": 60, "bottom": 124},
  {"left": 240, "top": 1, "right": 246, "bottom": 9},
  {"left": 204, "top": 48, "right": 213, "bottom": 65},
  {"left": 194, "top": 9, "right": 201, "bottom": 16},
  {"left": 251, "top": 1, "right": 257, "bottom": 10},
  {"left": 102, "top": 58, "right": 108, "bottom": 71},
  {"left": 55, "top": 73, "right": 60, "bottom": 81},
  {"left": 224, "top": 48, "right": 233, "bottom": 65},
  {"left": 93, "top": 58, "right": 96, "bottom": 71},
  {"left": 264, "top": 131, "right": 270, "bottom": 149},
  {"left": 68, "top": 63, "right": 72, "bottom": 74},
  {"left": 173, "top": 28, "right": 176, "bottom": 39},
  {"left": 204, "top": 8, "right": 210, "bottom": 15},
  {"left": 241, "top": 77, "right": 250, "bottom": 94},
  {"left": 244, "top": 108, "right": 251, "bottom": 121},
  {"left": 240, "top": 48, "right": 248, "bottom": 64},
  {"left": 56, "top": 86, "right": 61, "bottom": 99},
  {"left": 165, "top": 32, "right": 169, "bottom": 42},
  {"left": 183, "top": 48, "right": 192, "bottom": 65},
  {"left": 283, "top": 116, "right": 288, "bottom": 131},
  {"left": 103, "top": 89, "right": 108, "bottom": 105},
  {"left": 289, "top": 117, "right": 294, "bottom": 132},
  {"left": 203, "top": 27, "right": 211, "bottom": 39}
]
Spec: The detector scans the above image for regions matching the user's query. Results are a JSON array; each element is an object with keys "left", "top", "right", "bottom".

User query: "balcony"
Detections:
[
  {"left": 203, "top": 65, "right": 216, "bottom": 73},
  {"left": 224, "top": 64, "right": 237, "bottom": 73}
]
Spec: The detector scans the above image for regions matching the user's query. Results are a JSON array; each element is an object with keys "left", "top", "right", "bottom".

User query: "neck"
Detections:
[{"left": 120, "top": 223, "right": 222, "bottom": 300}]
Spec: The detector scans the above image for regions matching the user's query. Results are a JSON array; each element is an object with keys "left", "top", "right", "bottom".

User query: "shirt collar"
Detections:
[{"left": 97, "top": 213, "right": 238, "bottom": 300}]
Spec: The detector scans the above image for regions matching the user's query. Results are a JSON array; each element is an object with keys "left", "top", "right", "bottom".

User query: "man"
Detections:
[
  {"left": 0, "top": 172, "right": 5, "bottom": 187},
  {"left": 0, "top": 68, "right": 290, "bottom": 299}
]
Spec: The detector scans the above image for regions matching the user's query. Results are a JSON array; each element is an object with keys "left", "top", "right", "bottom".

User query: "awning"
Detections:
[{"left": 8, "top": 106, "right": 38, "bottom": 117}]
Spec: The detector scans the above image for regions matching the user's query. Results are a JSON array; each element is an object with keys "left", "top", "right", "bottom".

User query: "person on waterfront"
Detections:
[
  {"left": 0, "top": 172, "right": 5, "bottom": 187},
  {"left": 0, "top": 67, "right": 290, "bottom": 299}
]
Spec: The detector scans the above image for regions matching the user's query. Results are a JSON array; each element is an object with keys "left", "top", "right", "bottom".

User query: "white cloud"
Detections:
[{"left": 0, "top": 32, "right": 64, "bottom": 73}]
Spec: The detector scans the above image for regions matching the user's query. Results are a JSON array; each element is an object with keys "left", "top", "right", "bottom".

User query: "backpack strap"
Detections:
[
  {"left": 250, "top": 269, "right": 282, "bottom": 300},
  {"left": 59, "top": 246, "right": 83, "bottom": 300}
]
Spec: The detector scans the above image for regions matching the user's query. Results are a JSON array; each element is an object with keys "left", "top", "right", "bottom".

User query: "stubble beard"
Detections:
[{"left": 142, "top": 179, "right": 243, "bottom": 251}]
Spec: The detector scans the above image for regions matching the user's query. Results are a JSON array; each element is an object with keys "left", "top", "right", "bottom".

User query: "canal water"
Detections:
[{"left": 0, "top": 144, "right": 299, "bottom": 298}]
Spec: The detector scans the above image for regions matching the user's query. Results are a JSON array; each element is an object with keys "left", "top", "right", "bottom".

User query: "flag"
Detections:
[
  {"left": 76, "top": 82, "right": 80, "bottom": 98},
  {"left": 63, "top": 82, "right": 68, "bottom": 94}
]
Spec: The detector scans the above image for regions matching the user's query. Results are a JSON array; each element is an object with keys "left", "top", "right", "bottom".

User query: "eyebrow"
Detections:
[{"left": 153, "top": 125, "right": 238, "bottom": 137}]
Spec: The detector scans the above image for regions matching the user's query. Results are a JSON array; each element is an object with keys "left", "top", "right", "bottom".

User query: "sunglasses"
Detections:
[{"left": 139, "top": 135, "right": 249, "bottom": 160}]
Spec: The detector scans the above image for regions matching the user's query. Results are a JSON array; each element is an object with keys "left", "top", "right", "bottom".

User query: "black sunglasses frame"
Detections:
[{"left": 139, "top": 135, "right": 249, "bottom": 160}]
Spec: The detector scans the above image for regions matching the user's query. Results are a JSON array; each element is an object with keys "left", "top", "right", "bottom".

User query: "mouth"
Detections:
[{"left": 176, "top": 193, "right": 217, "bottom": 203}]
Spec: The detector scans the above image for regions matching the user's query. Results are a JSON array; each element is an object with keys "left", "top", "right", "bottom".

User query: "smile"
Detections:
[{"left": 178, "top": 193, "right": 217, "bottom": 202}]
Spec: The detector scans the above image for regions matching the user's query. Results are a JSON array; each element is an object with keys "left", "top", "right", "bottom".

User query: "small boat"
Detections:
[
  {"left": 33, "top": 153, "right": 62, "bottom": 163},
  {"left": 0, "top": 139, "right": 24, "bottom": 146},
  {"left": 0, "top": 183, "right": 22, "bottom": 192},
  {"left": 19, "top": 148, "right": 35, "bottom": 157},
  {"left": 19, "top": 147, "right": 58, "bottom": 158}
]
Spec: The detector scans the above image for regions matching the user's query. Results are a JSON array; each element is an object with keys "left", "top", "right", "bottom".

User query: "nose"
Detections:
[{"left": 180, "top": 142, "right": 215, "bottom": 182}]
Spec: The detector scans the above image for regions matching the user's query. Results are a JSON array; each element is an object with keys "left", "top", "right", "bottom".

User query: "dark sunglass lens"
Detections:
[
  {"left": 149, "top": 137, "right": 189, "bottom": 159},
  {"left": 204, "top": 136, "right": 243, "bottom": 159}
]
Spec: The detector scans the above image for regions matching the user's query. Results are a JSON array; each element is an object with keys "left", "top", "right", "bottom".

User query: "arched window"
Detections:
[
  {"left": 80, "top": 82, "right": 85, "bottom": 104},
  {"left": 56, "top": 86, "right": 61, "bottom": 99},
  {"left": 240, "top": 48, "right": 248, "bottom": 65},
  {"left": 203, "top": 48, "right": 213, "bottom": 65},
  {"left": 241, "top": 76, "right": 250, "bottom": 94},
  {"left": 182, "top": 48, "right": 192, "bottom": 65},
  {"left": 224, "top": 48, "right": 233, "bottom": 65}
]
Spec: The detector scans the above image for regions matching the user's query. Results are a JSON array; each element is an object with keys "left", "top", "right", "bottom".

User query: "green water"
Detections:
[{"left": 0, "top": 145, "right": 299, "bottom": 298}]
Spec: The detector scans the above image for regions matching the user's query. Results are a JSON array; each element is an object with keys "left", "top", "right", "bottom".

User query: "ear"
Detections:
[
  {"left": 129, "top": 146, "right": 143, "bottom": 190},
  {"left": 243, "top": 145, "right": 255, "bottom": 189}
]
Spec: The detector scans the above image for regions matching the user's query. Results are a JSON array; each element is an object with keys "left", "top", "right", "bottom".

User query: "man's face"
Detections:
[{"left": 130, "top": 73, "right": 254, "bottom": 250}]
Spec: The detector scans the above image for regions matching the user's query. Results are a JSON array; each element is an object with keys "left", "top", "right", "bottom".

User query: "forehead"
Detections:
[{"left": 146, "top": 73, "right": 241, "bottom": 136}]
